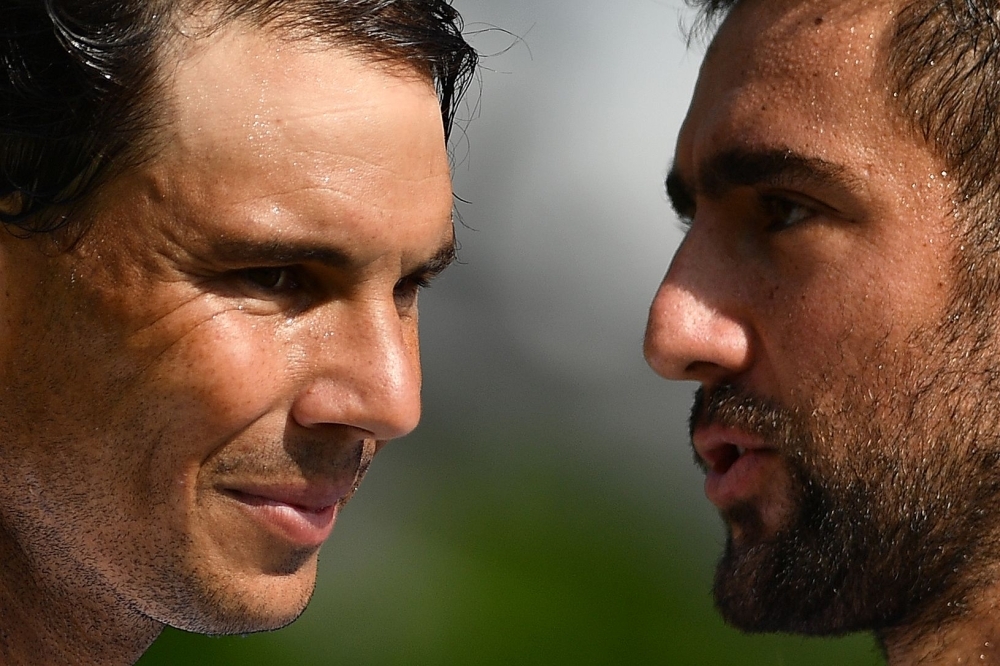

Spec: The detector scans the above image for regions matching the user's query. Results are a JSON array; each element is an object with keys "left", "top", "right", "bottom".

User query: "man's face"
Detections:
[
  {"left": 0, "top": 27, "right": 454, "bottom": 633},
  {"left": 645, "top": 0, "right": 1000, "bottom": 635}
]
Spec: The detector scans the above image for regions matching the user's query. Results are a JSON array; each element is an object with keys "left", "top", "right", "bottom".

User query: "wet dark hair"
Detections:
[
  {"left": 0, "top": 0, "right": 478, "bottom": 232},
  {"left": 685, "top": 0, "right": 1000, "bottom": 307}
]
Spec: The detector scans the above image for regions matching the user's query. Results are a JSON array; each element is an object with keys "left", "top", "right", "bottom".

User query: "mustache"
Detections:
[
  {"left": 209, "top": 437, "right": 375, "bottom": 490},
  {"left": 690, "top": 383, "right": 799, "bottom": 446}
]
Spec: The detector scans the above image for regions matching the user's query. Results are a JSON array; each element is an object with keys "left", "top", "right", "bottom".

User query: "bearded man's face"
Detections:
[{"left": 644, "top": 0, "right": 1000, "bottom": 636}]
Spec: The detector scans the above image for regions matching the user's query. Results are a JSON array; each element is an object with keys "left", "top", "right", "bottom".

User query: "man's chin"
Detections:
[
  {"left": 147, "top": 554, "right": 321, "bottom": 636},
  {"left": 711, "top": 536, "right": 834, "bottom": 635},
  {"left": 164, "top": 586, "right": 315, "bottom": 636},
  {"left": 711, "top": 515, "right": 901, "bottom": 637},
  {"left": 710, "top": 505, "right": 855, "bottom": 636}
]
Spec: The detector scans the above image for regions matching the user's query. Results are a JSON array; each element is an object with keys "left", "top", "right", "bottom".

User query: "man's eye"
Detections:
[
  {"left": 394, "top": 275, "right": 431, "bottom": 308},
  {"left": 240, "top": 267, "right": 299, "bottom": 292},
  {"left": 761, "top": 194, "right": 816, "bottom": 231}
]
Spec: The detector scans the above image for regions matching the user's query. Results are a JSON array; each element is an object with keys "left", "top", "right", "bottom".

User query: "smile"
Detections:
[{"left": 221, "top": 487, "right": 345, "bottom": 549}]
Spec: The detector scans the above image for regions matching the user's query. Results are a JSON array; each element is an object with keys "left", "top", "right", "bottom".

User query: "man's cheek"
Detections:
[{"left": 141, "top": 316, "right": 293, "bottom": 427}]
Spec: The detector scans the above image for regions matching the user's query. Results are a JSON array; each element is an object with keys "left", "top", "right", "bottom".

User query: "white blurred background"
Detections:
[{"left": 421, "top": 0, "right": 700, "bottom": 503}]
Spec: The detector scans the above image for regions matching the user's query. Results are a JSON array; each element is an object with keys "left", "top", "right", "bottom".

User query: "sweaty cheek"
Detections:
[{"left": 146, "top": 314, "right": 293, "bottom": 437}]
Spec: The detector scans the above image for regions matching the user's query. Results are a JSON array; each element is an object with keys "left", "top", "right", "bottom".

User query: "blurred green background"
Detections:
[{"left": 139, "top": 0, "right": 886, "bottom": 663}]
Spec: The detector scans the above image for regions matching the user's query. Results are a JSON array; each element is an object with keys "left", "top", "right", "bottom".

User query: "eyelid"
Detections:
[
  {"left": 764, "top": 188, "right": 837, "bottom": 211},
  {"left": 395, "top": 269, "right": 436, "bottom": 295},
  {"left": 759, "top": 190, "right": 836, "bottom": 231},
  {"left": 231, "top": 265, "right": 307, "bottom": 301}
]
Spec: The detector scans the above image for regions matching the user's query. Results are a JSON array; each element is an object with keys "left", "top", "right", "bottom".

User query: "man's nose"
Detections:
[
  {"left": 643, "top": 238, "right": 752, "bottom": 385},
  {"left": 290, "top": 302, "right": 422, "bottom": 441}
]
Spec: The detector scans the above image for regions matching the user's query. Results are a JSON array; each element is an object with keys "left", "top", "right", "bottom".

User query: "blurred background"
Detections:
[{"left": 140, "top": 0, "right": 882, "bottom": 663}]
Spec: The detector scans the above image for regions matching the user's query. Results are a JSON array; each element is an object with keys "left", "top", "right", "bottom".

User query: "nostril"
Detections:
[{"left": 685, "top": 359, "right": 726, "bottom": 379}]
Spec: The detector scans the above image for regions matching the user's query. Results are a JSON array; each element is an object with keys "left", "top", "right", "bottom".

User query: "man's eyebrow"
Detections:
[
  {"left": 411, "top": 234, "right": 457, "bottom": 277},
  {"left": 698, "top": 148, "right": 862, "bottom": 198},
  {"left": 209, "top": 239, "right": 355, "bottom": 268},
  {"left": 207, "top": 228, "right": 457, "bottom": 275},
  {"left": 665, "top": 148, "right": 864, "bottom": 215}
]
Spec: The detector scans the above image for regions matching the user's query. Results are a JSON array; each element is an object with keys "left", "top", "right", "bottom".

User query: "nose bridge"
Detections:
[
  {"left": 292, "top": 298, "right": 421, "bottom": 440},
  {"left": 644, "top": 227, "right": 752, "bottom": 383}
]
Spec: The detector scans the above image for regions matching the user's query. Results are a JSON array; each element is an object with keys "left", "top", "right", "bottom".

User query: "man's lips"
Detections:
[
  {"left": 221, "top": 484, "right": 350, "bottom": 548},
  {"left": 215, "top": 439, "right": 378, "bottom": 548},
  {"left": 693, "top": 424, "right": 778, "bottom": 509}
]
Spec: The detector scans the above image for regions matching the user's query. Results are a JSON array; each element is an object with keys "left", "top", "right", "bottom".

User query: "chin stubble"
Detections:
[{"left": 694, "top": 373, "right": 1000, "bottom": 637}]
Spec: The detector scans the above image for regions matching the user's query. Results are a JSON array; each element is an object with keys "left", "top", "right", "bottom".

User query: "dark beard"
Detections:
[{"left": 693, "top": 384, "right": 1000, "bottom": 636}]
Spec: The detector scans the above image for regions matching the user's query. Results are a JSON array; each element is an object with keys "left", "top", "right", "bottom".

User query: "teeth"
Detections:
[{"left": 736, "top": 447, "right": 746, "bottom": 457}]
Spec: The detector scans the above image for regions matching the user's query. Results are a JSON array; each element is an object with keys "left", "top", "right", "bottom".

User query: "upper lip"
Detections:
[{"left": 692, "top": 424, "right": 771, "bottom": 474}]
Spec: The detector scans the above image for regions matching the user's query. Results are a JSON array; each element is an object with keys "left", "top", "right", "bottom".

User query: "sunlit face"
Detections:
[
  {"left": 0, "top": 27, "right": 454, "bottom": 634},
  {"left": 645, "top": 0, "right": 1000, "bottom": 634}
]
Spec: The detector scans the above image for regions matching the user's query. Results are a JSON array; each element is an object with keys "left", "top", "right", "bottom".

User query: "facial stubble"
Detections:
[{"left": 694, "top": 332, "right": 1000, "bottom": 638}]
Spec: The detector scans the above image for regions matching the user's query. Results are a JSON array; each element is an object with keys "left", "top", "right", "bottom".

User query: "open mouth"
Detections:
[
  {"left": 693, "top": 425, "right": 778, "bottom": 509},
  {"left": 697, "top": 436, "right": 756, "bottom": 475},
  {"left": 705, "top": 444, "right": 748, "bottom": 475}
]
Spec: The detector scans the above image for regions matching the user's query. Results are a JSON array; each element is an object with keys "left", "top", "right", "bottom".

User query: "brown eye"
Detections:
[
  {"left": 761, "top": 194, "right": 816, "bottom": 231},
  {"left": 242, "top": 267, "right": 298, "bottom": 291}
]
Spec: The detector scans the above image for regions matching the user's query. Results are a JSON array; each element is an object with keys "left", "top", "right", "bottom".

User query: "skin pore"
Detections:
[
  {"left": 0, "top": 22, "right": 455, "bottom": 666},
  {"left": 645, "top": 0, "right": 1000, "bottom": 662}
]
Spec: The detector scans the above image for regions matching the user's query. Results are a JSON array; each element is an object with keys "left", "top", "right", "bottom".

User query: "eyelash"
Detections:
[
  {"left": 228, "top": 265, "right": 441, "bottom": 312},
  {"left": 394, "top": 274, "right": 433, "bottom": 307}
]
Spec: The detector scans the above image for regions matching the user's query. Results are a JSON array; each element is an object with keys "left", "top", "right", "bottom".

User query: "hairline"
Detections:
[{"left": 36, "top": 3, "right": 460, "bottom": 234}]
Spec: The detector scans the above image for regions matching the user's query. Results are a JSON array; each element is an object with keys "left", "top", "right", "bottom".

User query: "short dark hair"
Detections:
[
  {"left": 685, "top": 0, "right": 1000, "bottom": 309},
  {"left": 0, "top": 0, "right": 478, "bottom": 232}
]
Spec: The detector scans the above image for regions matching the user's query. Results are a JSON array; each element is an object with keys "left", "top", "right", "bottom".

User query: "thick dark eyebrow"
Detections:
[
  {"left": 411, "top": 235, "right": 457, "bottom": 279},
  {"left": 666, "top": 168, "right": 695, "bottom": 221},
  {"left": 701, "top": 148, "right": 861, "bottom": 197},
  {"left": 208, "top": 230, "right": 457, "bottom": 276},
  {"left": 210, "top": 239, "right": 355, "bottom": 269},
  {"left": 666, "top": 148, "right": 864, "bottom": 214}
]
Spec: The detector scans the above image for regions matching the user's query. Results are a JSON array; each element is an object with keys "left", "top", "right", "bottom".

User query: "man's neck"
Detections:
[
  {"left": 880, "top": 593, "right": 1000, "bottom": 665},
  {"left": 0, "top": 525, "right": 162, "bottom": 665}
]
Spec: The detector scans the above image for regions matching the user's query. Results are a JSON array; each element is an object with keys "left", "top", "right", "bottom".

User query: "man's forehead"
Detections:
[
  {"left": 708, "top": 0, "right": 897, "bottom": 65},
  {"left": 691, "top": 0, "right": 899, "bottom": 128},
  {"left": 162, "top": 27, "right": 432, "bottom": 145},
  {"left": 674, "top": 0, "right": 941, "bottom": 203}
]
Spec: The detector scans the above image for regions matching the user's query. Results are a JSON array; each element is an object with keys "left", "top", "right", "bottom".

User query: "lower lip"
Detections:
[
  {"left": 704, "top": 449, "right": 780, "bottom": 509},
  {"left": 225, "top": 491, "right": 339, "bottom": 548}
]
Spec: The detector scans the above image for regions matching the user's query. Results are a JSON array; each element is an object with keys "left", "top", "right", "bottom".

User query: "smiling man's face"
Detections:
[
  {"left": 0, "top": 25, "right": 454, "bottom": 634},
  {"left": 645, "top": 0, "right": 1000, "bottom": 636}
]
